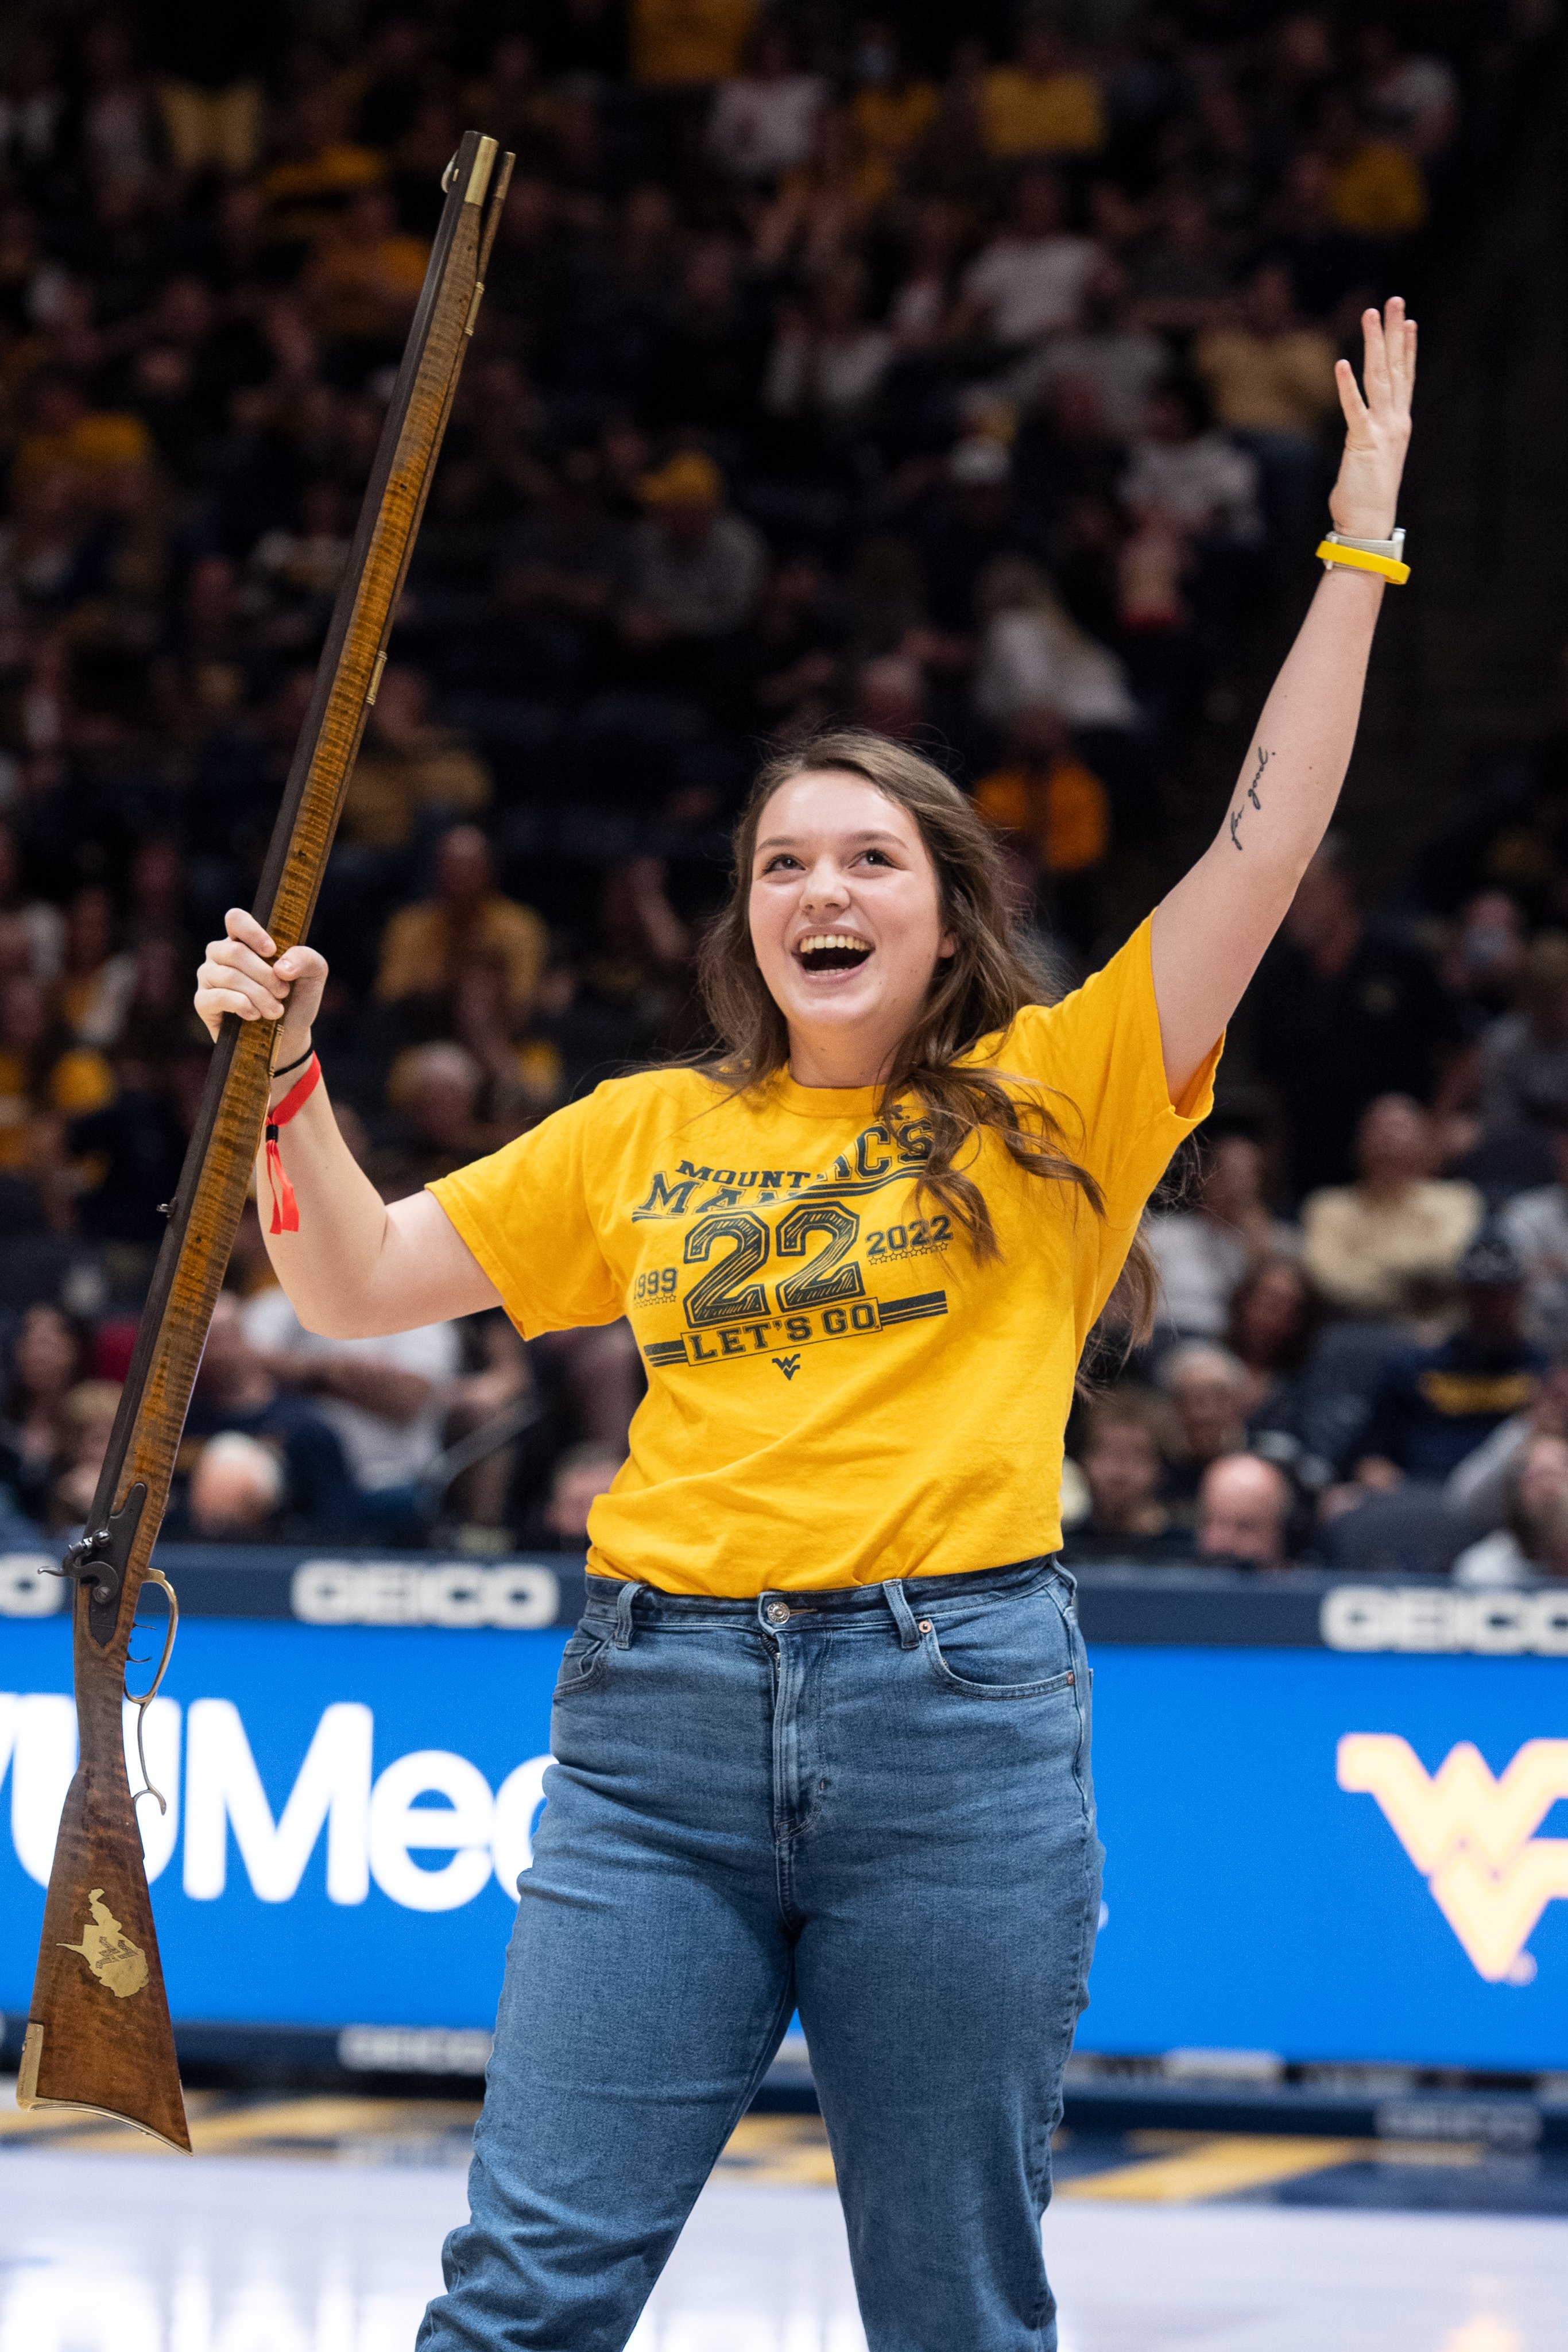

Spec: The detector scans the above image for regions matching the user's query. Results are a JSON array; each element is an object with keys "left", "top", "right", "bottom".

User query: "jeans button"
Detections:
[{"left": 765, "top": 1600, "right": 791, "bottom": 1625}]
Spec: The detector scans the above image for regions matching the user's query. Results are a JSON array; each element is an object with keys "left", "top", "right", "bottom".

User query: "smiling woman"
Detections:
[{"left": 193, "top": 297, "right": 1416, "bottom": 2352}]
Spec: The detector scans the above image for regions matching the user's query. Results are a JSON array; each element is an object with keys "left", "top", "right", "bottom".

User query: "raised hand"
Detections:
[
  {"left": 1329, "top": 296, "right": 1417, "bottom": 543},
  {"left": 194, "top": 907, "right": 328, "bottom": 1068}
]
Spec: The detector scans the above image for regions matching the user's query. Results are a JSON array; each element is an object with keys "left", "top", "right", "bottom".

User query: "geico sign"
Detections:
[
  {"left": 1322, "top": 1584, "right": 1568, "bottom": 1655},
  {"left": 291, "top": 1560, "right": 561, "bottom": 1628},
  {"left": 1339, "top": 1734, "right": 1568, "bottom": 1984},
  {"left": 0, "top": 1692, "right": 551, "bottom": 1912}
]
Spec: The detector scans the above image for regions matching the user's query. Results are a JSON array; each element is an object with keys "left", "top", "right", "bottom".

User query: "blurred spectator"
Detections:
[
  {"left": 1452, "top": 1430, "right": 1568, "bottom": 1587},
  {"left": 305, "top": 186, "right": 429, "bottom": 349},
  {"left": 1062, "top": 1393, "right": 1185, "bottom": 1562},
  {"left": 764, "top": 260, "right": 892, "bottom": 427},
  {"left": 622, "top": 451, "right": 766, "bottom": 649},
  {"left": 375, "top": 826, "right": 548, "bottom": 1030},
  {"left": 1477, "top": 931, "right": 1568, "bottom": 1128},
  {"left": 1440, "top": 890, "right": 1527, "bottom": 1017},
  {"left": 0, "top": 824, "right": 64, "bottom": 981},
  {"left": 1255, "top": 841, "right": 1472, "bottom": 1197},
  {"left": 1010, "top": 262, "right": 1166, "bottom": 440},
  {"left": 1147, "top": 1131, "right": 1294, "bottom": 1340},
  {"left": 1120, "top": 381, "right": 1263, "bottom": 551},
  {"left": 630, "top": 0, "right": 756, "bottom": 88},
  {"left": 0, "top": 1303, "right": 91, "bottom": 1523},
  {"left": 188, "top": 1430, "right": 285, "bottom": 1540},
  {"left": 1193, "top": 263, "right": 1339, "bottom": 548},
  {"left": 1357, "top": 25, "right": 1459, "bottom": 164},
  {"left": 1195, "top": 1453, "right": 1293, "bottom": 1570},
  {"left": 340, "top": 669, "right": 491, "bottom": 852},
  {"left": 56, "top": 887, "right": 136, "bottom": 1049},
  {"left": 851, "top": 656, "right": 927, "bottom": 744},
  {"left": 974, "top": 559, "right": 1139, "bottom": 732},
  {"left": 1157, "top": 1341, "right": 1252, "bottom": 1516},
  {"left": 973, "top": 705, "right": 1109, "bottom": 949},
  {"left": 1302, "top": 1094, "right": 1482, "bottom": 1317},
  {"left": 184, "top": 1295, "right": 355, "bottom": 1537},
  {"left": 493, "top": 452, "right": 629, "bottom": 660},
  {"left": 849, "top": 26, "right": 938, "bottom": 192},
  {"left": 1225, "top": 1255, "right": 1325, "bottom": 1442},
  {"left": 47, "top": 1378, "right": 122, "bottom": 1534},
  {"left": 957, "top": 169, "right": 1099, "bottom": 352},
  {"left": 241, "top": 1285, "right": 462, "bottom": 1538},
  {"left": 1353, "top": 1232, "right": 1545, "bottom": 1488},
  {"left": 980, "top": 21, "right": 1105, "bottom": 161},
  {"left": 533, "top": 1438, "right": 626, "bottom": 1547},
  {"left": 68, "top": 1049, "right": 191, "bottom": 1245},
  {"left": 1318, "top": 94, "right": 1427, "bottom": 239},
  {"left": 1500, "top": 1108, "right": 1568, "bottom": 1350},
  {"left": 1127, "top": 188, "right": 1233, "bottom": 340},
  {"left": 0, "top": 976, "right": 113, "bottom": 1169},
  {"left": 371, "top": 1042, "right": 498, "bottom": 1194},
  {"left": 706, "top": 27, "right": 823, "bottom": 184}
]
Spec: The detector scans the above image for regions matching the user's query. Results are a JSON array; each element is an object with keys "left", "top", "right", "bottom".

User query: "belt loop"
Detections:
[
  {"left": 882, "top": 1577, "right": 922, "bottom": 1650},
  {"left": 613, "top": 1579, "right": 642, "bottom": 1650}
]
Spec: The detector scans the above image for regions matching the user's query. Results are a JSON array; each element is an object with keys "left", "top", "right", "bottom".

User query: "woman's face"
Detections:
[{"left": 748, "top": 771, "right": 954, "bottom": 1087}]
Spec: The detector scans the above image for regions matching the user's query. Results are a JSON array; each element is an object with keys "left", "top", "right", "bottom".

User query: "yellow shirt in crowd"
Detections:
[
  {"left": 975, "top": 761, "right": 1110, "bottom": 875},
  {"left": 1329, "top": 141, "right": 1428, "bottom": 236},
  {"left": 375, "top": 893, "right": 547, "bottom": 1012},
  {"left": 1193, "top": 325, "right": 1340, "bottom": 436},
  {"left": 632, "top": 0, "right": 756, "bottom": 85},
  {"left": 981, "top": 65, "right": 1106, "bottom": 158},
  {"left": 431, "top": 919, "right": 1218, "bottom": 1594}
]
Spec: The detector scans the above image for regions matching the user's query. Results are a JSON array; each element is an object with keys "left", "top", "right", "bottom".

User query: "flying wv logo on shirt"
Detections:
[{"left": 772, "top": 1355, "right": 802, "bottom": 1380}]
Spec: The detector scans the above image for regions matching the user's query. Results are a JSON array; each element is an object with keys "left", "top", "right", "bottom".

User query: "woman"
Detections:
[{"left": 196, "top": 303, "right": 1415, "bottom": 2352}]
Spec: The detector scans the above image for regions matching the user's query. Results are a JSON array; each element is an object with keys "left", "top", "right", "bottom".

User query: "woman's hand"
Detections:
[
  {"left": 1327, "top": 296, "right": 1417, "bottom": 542},
  {"left": 195, "top": 908, "right": 328, "bottom": 1070}
]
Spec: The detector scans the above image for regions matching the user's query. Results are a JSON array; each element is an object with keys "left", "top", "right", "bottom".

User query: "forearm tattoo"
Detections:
[{"left": 1228, "top": 746, "right": 1272, "bottom": 850}]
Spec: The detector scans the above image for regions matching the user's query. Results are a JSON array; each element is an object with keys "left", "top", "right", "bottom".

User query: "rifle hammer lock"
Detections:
[{"left": 45, "top": 1483, "right": 149, "bottom": 1641}]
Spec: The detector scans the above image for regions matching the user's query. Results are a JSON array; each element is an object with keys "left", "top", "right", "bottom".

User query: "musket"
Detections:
[{"left": 16, "top": 130, "right": 514, "bottom": 2152}]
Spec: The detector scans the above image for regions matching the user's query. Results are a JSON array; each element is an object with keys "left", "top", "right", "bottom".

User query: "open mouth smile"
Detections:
[{"left": 795, "top": 932, "right": 873, "bottom": 974}]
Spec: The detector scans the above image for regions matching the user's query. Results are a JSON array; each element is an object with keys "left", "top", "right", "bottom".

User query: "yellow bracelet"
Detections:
[{"left": 1315, "top": 539, "right": 1411, "bottom": 585}]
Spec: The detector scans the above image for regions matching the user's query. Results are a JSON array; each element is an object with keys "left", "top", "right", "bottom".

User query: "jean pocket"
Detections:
[
  {"left": 554, "top": 1628, "right": 610, "bottom": 1696},
  {"left": 920, "top": 1585, "right": 1078, "bottom": 1701}
]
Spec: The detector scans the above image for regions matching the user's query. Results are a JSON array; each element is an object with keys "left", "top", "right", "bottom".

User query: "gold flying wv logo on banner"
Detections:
[{"left": 1338, "top": 1735, "right": 1568, "bottom": 1984}]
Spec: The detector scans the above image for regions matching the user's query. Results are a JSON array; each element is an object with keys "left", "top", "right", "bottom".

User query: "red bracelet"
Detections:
[{"left": 265, "top": 1053, "right": 322, "bottom": 1235}]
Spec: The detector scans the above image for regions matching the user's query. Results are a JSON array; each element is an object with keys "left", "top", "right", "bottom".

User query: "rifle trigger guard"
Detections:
[{"left": 126, "top": 1568, "right": 179, "bottom": 1817}]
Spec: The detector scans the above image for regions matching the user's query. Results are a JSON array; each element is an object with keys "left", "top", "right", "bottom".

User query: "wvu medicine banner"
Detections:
[{"left": 1, "top": 1556, "right": 1566, "bottom": 2069}]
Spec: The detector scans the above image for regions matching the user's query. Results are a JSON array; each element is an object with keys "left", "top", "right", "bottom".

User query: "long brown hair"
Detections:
[{"left": 696, "top": 729, "right": 1159, "bottom": 1337}]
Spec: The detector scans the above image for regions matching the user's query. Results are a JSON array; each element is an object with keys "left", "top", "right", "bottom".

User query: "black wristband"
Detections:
[{"left": 272, "top": 1044, "right": 316, "bottom": 1082}]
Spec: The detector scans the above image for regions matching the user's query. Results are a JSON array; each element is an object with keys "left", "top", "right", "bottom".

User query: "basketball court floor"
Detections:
[{"left": 3, "top": 2090, "right": 1567, "bottom": 2350}]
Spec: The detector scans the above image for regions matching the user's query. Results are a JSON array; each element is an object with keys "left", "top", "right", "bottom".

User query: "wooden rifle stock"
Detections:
[{"left": 17, "top": 131, "right": 514, "bottom": 2152}]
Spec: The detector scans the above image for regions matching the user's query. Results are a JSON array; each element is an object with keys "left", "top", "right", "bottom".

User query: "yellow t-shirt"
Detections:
[{"left": 431, "top": 919, "right": 1218, "bottom": 1595}]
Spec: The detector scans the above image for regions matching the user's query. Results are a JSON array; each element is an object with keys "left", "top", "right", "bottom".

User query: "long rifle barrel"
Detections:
[{"left": 17, "top": 130, "right": 513, "bottom": 2152}]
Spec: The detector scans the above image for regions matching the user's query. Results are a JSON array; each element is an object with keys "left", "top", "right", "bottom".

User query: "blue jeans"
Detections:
[{"left": 418, "top": 1559, "right": 1102, "bottom": 2351}]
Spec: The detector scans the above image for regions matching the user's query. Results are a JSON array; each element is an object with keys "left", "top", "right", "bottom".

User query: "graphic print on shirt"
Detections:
[{"left": 629, "top": 1112, "right": 951, "bottom": 1373}]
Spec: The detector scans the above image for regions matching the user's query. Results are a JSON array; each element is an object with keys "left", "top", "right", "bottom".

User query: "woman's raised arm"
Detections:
[
  {"left": 195, "top": 910, "right": 502, "bottom": 1337},
  {"left": 1149, "top": 297, "right": 1417, "bottom": 1098}
]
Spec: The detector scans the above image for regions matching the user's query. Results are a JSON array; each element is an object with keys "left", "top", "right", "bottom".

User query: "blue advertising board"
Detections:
[{"left": 2, "top": 1556, "right": 1566, "bottom": 2071}]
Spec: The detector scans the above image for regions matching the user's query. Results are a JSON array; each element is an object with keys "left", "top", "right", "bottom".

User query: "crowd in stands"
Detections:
[{"left": 0, "top": 0, "right": 1555, "bottom": 1564}]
